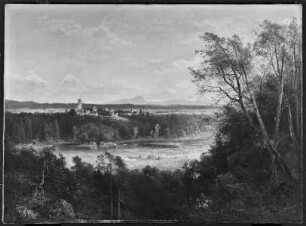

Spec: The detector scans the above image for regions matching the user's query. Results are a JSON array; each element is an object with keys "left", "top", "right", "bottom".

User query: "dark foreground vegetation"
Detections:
[
  {"left": 4, "top": 97, "right": 302, "bottom": 223},
  {"left": 4, "top": 88, "right": 302, "bottom": 223},
  {"left": 4, "top": 19, "right": 302, "bottom": 223}
]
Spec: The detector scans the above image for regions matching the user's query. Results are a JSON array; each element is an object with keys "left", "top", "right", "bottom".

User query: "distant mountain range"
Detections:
[
  {"left": 110, "top": 96, "right": 148, "bottom": 105},
  {"left": 108, "top": 96, "right": 203, "bottom": 106}
]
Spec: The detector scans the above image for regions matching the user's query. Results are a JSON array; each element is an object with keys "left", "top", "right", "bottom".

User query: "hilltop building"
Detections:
[
  {"left": 75, "top": 98, "right": 98, "bottom": 116},
  {"left": 77, "top": 98, "right": 82, "bottom": 110}
]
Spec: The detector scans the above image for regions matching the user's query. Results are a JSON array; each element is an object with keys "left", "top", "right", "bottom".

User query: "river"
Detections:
[{"left": 54, "top": 131, "right": 215, "bottom": 171}]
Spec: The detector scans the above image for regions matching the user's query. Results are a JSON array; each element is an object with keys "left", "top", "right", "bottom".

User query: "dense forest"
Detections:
[
  {"left": 5, "top": 111, "right": 213, "bottom": 144},
  {"left": 4, "top": 18, "right": 302, "bottom": 223}
]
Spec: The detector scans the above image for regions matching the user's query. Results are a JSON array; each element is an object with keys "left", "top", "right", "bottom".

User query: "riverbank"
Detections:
[
  {"left": 13, "top": 133, "right": 215, "bottom": 153},
  {"left": 14, "top": 143, "right": 55, "bottom": 152}
]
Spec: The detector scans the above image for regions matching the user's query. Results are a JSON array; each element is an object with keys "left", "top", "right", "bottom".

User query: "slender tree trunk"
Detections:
[
  {"left": 109, "top": 178, "right": 113, "bottom": 219},
  {"left": 293, "top": 47, "right": 301, "bottom": 142},
  {"left": 248, "top": 87, "right": 295, "bottom": 186},
  {"left": 287, "top": 105, "right": 299, "bottom": 150},
  {"left": 295, "top": 95, "right": 300, "bottom": 141},
  {"left": 34, "top": 159, "right": 47, "bottom": 205},
  {"left": 117, "top": 186, "right": 121, "bottom": 220},
  {"left": 287, "top": 105, "right": 301, "bottom": 179},
  {"left": 239, "top": 95, "right": 254, "bottom": 128},
  {"left": 274, "top": 73, "right": 285, "bottom": 147},
  {"left": 39, "top": 160, "right": 47, "bottom": 188},
  {"left": 187, "top": 196, "right": 190, "bottom": 218},
  {"left": 249, "top": 91, "right": 270, "bottom": 144},
  {"left": 294, "top": 62, "right": 301, "bottom": 142},
  {"left": 186, "top": 181, "right": 190, "bottom": 218}
]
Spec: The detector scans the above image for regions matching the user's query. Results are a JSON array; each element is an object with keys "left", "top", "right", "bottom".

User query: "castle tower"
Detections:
[{"left": 77, "top": 98, "right": 82, "bottom": 110}]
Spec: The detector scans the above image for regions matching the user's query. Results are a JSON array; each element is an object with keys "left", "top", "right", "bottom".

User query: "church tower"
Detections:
[{"left": 77, "top": 98, "right": 82, "bottom": 110}]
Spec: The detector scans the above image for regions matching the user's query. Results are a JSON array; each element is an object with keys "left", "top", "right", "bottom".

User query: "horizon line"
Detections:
[{"left": 5, "top": 99, "right": 219, "bottom": 107}]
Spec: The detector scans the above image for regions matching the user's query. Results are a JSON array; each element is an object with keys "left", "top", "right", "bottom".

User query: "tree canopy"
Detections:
[{"left": 190, "top": 18, "right": 302, "bottom": 187}]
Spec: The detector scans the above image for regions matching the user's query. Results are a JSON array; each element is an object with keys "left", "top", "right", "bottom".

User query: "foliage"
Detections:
[
  {"left": 5, "top": 112, "right": 212, "bottom": 144},
  {"left": 4, "top": 142, "right": 190, "bottom": 222}
]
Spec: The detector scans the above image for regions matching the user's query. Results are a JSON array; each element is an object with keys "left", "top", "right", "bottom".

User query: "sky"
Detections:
[{"left": 5, "top": 4, "right": 301, "bottom": 105}]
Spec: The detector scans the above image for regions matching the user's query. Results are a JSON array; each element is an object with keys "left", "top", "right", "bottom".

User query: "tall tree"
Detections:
[
  {"left": 190, "top": 19, "right": 301, "bottom": 186},
  {"left": 24, "top": 118, "right": 33, "bottom": 141},
  {"left": 254, "top": 20, "right": 289, "bottom": 147},
  {"left": 113, "top": 156, "right": 126, "bottom": 220},
  {"left": 189, "top": 33, "right": 254, "bottom": 127},
  {"left": 18, "top": 121, "right": 26, "bottom": 143},
  {"left": 53, "top": 120, "right": 60, "bottom": 141},
  {"left": 285, "top": 18, "right": 302, "bottom": 144},
  {"left": 42, "top": 121, "right": 49, "bottom": 141},
  {"left": 253, "top": 19, "right": 302, "bottom": 183},
  {"left": 96, "top": 152, "right": 127, "bottom": 219}
]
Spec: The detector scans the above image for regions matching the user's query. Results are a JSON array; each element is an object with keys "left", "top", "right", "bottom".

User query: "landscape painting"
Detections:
[{"left": 3, "top": 4, "right": 302, "bottom": 223}]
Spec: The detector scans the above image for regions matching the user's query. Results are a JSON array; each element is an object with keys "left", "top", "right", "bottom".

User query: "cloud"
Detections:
[
  {"left": 90, "top": 24, "right": 133, "bottom": 47},
  {"left": 7, "top": 71, "right": 49, "bottom": 88},
  {"left": 192, "top": 19, "right": 216, "bottom": 33},
  {"left": 6, "top": 5, "right": 301, "bottom": 104},
  {"left": 172, "top": 55, "right": 202, "bottom": 69},
  {"left": 58, "top": 74, "right": 80, "bottom": 87},
  {"left": 55, "top": 74, "right": 88, "bottom": 98},
  {"left": 119, "top": 56, "right": 171, "bottom": 74},
  {"left": 5, "top": 71, "right": 51, "bottom": 101},
  {"left": 149, "top": 58, "right": 162, "bottom": 64},
  {"left": 45, "top": 18, "right": 82, "bottom": 37},
  {"left": 25, "top": 71, "right": 49, "bottom": 87},
  {"left": 178, "top": 34, "right": 201, "bottom": 46},
  {"left": 50, "top": 74, "right": 146, "bottom": 103}
]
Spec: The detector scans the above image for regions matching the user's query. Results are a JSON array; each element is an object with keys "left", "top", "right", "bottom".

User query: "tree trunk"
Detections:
[
  {"left": 248, "top": 88, "right": 295, "bottom": 186},
  {"left": 109, "top": 178, "right": 113, "bottom": 219},
  {"left": 287, "top": 105, "right": 299, "bottom": 150},
  {"left": 186, "top": 181, "right": 190, "bottom": 219},
  {"left": 249, "top": 91, "right": 270, "bottom": 144},
  {"left": 39, "top": 160, "right": 47, "bottom": 188},
  {"left": 286, "top": 105, "right": 301, "bottom": 178},
  {"left": 242, "top": 70, "right": 294, "bottom": 185},
  {"left": 117, "top": 186, "right": 121, "bottom": 220},
  {"left": 295, "top": 95, "right": 300, "bottom": 141},
  {"left": 274, "top": 73, "right": 285, "bottom": 147},
  {"left": 239, "top": 96, "right": 254, "bottom": 128},
  {"left": 293, "top": 46, "right": 301, "bottom": 142}
]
